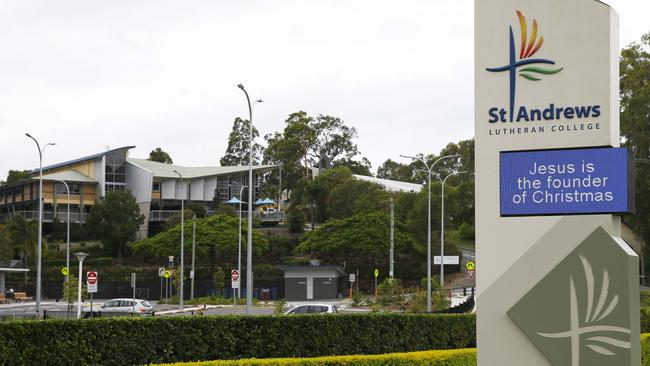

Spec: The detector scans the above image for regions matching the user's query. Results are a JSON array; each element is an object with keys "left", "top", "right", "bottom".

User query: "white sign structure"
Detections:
[
  {"left": 434, "top": 256, "right": 460, "bottom": 265},
  {"left": 86, "top": 271, "right": 98, "bottom": 293},
  {"left": 475, "top": 0, "right": 638, "bottom": 365},
  {"left": 349, "top": 273, "right": 356, "bottom": 283},
  {"left": 158, "top": 267, "right": 165, "bottom": 277},
  {"left": 231, "top": 269, "right": 240, "bottom": 289}
]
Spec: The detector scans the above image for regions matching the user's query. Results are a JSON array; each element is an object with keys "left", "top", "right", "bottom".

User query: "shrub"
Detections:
[
  {"left": 458, "top": 223, "right": 475, "bottom": 241},
  {"left": 0, "top": 313, "right": 475, "bottom": 365},
  {"left": 157, "top": 348, "right": 477, "bottom": 365}
]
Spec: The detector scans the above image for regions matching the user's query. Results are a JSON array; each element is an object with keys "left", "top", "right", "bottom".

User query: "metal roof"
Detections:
[
  {"left": 29, "top": 146, "right": 136, "bottom": 175},
  {"left": 127, "top": 158, "right": 277, "bottom": 179},
  {"left": 38, "top": 170, "right": 96, "bottom": 183},
  {"left": 278, "top": 265, "right": 347, "bottom": 276},
  {"left": 353, "top": 174, "right": 422, "bottom": 192}
]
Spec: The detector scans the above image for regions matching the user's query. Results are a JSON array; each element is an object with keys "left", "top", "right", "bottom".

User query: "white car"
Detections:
[
  {"left": 284, "top": 304, "right": 338, "bottom": 315},
  {"left": 87, "top": 298, "right": 154, "bottom": 314}
]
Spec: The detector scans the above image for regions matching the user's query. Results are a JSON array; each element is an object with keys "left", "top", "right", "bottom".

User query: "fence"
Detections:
[{"left": 0, "top": 311, "right": 154, "bottom": 322}]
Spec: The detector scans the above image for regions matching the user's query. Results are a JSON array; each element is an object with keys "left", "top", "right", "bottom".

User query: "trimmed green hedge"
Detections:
[
  {"left": 157, "top": 349, "right": 477, "bottom": 366},
  {"left": 0, "top": 314, "right": 475, "bottom": 366}
]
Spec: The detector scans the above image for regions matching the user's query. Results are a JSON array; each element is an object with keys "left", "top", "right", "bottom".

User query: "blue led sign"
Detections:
[{"left": 500, "top": 147, "right": 634, "bottom": 216}]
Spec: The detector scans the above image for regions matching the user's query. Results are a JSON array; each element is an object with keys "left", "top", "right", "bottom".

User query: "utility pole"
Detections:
[
  {"left": 191, "top": 216, "right": 196, "bottom": 300},
  {"left": 389, "top": 197, "right": 394, "bottom": 278}
]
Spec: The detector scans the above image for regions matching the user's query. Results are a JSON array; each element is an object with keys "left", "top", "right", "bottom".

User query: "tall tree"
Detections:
[
  {"left": 0, "top": 225, "right": 14, "bottom": 262},
  {"left": 220, "top": 117, "right": 263, "bottom": 166},
  {"left": 148, "top": 148, "right": 173, "bottom": 164},
  {"left": 620, "top": 33, "right": 650, "bottom": 255},
  {"left": 264, "top": 111, "right": 364, "bottom": 191},
  {"left": 4, "top": 170, "right": 31, "bottom": 185},
  {"left": 376, "top": 159, "right": 417, "bottom": 182},
  {"left": 86, "top": 191, "right": 144, "bottom": 258}
]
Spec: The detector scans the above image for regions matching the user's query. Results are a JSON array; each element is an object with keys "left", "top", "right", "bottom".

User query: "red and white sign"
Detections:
[
  {"left": 87, "top": 271, "right": 98, "bottom": 293},
  {"left": 231, "top": 269, "right": 240, "bottom": 289},
  {"left": 466, "top": 269, "right": 475, "bottom": 279}
]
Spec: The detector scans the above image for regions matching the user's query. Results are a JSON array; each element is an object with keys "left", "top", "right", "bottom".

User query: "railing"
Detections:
[
  {"left": 151, "top": 209, "right": 286, "bottom": 222},
  {"left": 0, "top": 211, "right": 87, "bottom": 223},
  {"left": 149, "top": 210, "right": 180, "bottom": 222}
]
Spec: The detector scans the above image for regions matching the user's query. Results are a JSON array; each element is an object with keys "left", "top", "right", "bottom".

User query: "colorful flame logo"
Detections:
[{"left": 486, "top": 11, "right": 563, "bottom": 122}]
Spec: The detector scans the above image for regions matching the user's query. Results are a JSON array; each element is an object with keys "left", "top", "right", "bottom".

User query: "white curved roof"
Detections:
[{"left": 353, "top": 174, "right": 422, "bottom": 192}]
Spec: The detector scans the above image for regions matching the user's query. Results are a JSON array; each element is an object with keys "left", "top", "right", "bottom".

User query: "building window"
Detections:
[
  {"left": 55, "top": 183, "right": 80, "bottom": 195},
  {"left": 152, "top": 182, "right": 160, "bottom": 192}
]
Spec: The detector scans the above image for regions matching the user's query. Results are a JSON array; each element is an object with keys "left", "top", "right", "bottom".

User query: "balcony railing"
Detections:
[
  {"left": 0, "top": 211, "right": 87, "bottom": 223},
  {"left": 149, "top": 209, "right": 286, "bottom": 222}
]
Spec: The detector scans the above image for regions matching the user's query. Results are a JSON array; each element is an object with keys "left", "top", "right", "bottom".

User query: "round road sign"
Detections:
[
  {"left": 164, "top": 270, "right": 171, "bottom": 279},
  {"left": 374, "top": 269, "right": 379, "bottom": 277},
  {"left": 466, "top": 261, "right": 475, "bottom": 271},
  {"left": 61, "top": 267, "right": 69, "bottom": 276},
  {"left": 87, "top": 271, "right": 98, "bottom": 285},
  {"left": 231, "top": 269, "right": 240, "bottom": 282}
]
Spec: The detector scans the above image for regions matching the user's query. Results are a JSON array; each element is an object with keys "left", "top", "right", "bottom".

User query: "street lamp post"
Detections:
[
  {"left": 74, "top": 252, "right": 88, "bottom": 319},
  {"left": 434, "top": 171, "right": 466, "bottom": 288},
  {"left": 173, "top": 170, "right": 185, "bottom": 309},
  {"left": 237, "top": 84, "right": 262, "bottom": 315},
  {"left": 400, "top": 153, "right": 459, "bottom": 312},
  {"left": 191, "top": 215, "right": 196, "bottom": 300},
  {"left": 25, "top": 133, "right": 55, "bottom": 316},
  {"left": 237, "top": 185, "right": 246, "bottom": 300},
  {"left": 53, "top": 179, "right": 71, "bottom": 283}
]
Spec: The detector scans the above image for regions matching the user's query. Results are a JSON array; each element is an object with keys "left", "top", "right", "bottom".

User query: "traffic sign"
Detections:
[
  {"left": 466, "top": 261, "right": 475, "bottom": 271},
  {"left": 434, "top": 256, "right": 460, "bottom": 265},
  {"left": 190, "top": 270, "right": 194, "bottom": 279},
  {"left": 61, "top": 267, "right": 69, "bottom": 276},
  {"left": 168, "top": 256, "right": 174, "bottom": 266},
  {"left": 158, "top": 267, "right": 165, "bottom": 277},
  {"left": 232, "top": 280, "right": 240, "bottom": 289},
  {"left": 231, "top": 269, "right": 240, "bottom": 282},
  {"left": 466, "top": 269, "right": 475, "bottom": 279},
  {"left": 87, "top": 271, "right": 98, "bottom": 293},
  {"left": 164, "top": 270, "right": 171, "bottom": 279},
  {"left": 349, "top": 273, "right": 356, "bottom": 282},
  {"left": 374, "top": 269, "right": 379, "bottom": 278}
]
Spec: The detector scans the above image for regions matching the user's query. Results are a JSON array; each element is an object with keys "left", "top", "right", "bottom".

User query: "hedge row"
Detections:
[
  {"left": 157, "top": 349, "right": 477, "bottom": 366},
  {"left": 158, "top": 335, "right": 650, "bottom": 366},
  {"left": 0, "top": 313, "right": 475, "bottom": 366}
]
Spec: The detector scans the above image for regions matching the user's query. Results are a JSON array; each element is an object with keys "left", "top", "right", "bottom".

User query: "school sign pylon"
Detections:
[{"left": 475, "top": 0, "right": 640, "bottom": 365}]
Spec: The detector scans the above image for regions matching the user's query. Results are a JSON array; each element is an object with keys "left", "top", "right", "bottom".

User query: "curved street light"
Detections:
[
  {"left": 25, "top": 133, "right": 55, "bottom": 316},
  {"left": 432, "top": 170, "right": 467, "bottom": 288},
  {"left": 400, "top": 153, "right": 459, "bottom": 312},
  {"left": 237, "top": 84, "right": 263, "bottom": 314},
  {"left": 173, "top": 169, "right": 185, "bottom": 310}
]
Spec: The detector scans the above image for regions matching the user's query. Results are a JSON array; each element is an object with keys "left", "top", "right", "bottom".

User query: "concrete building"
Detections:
[
  {"left": 279, "top": 265, "right": 347, "bottom": 301},
  {"left": 0, "top": 146, "right": 278, "bottom": 238}
]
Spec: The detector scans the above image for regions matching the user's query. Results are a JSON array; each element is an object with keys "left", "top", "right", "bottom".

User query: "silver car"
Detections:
[
  {"left": 284, "top": 304, "right": 338, "bottom": 315},
  {"left": 88, "top": 298, "right": 154, "bottom": 314}
]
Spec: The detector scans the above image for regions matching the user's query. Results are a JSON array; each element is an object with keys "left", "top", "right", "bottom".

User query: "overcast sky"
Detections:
[{"left": 1, "top": 0, "right": 648, "bottom": 180}]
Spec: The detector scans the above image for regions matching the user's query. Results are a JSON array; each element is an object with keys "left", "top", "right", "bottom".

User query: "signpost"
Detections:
[
  {"left": 466, "top": 262, "right": 475, "bottom": 279},
  {"left": 475, "top": 1, "right": 640, "bottom": 364},
  {"left": 373, "top": 269, "right": 379, "bottom": 298},
  {"left": 61, "top": 267, "right": 69, "bottom": 276},
  {"left": 87, "top": 271, "right": 97, "bottom": 312},
  {"left": 159, "top": 267, "right": 165, "bottom": 301},
  {"left": 349, "top": 273, "right": 356, "bottom": 300},
  {"left": 131, "top": 272, "right": 136, "bottom": 314},
  {"left": 231, "top": 269, "right": 240, "bottom": 305}
]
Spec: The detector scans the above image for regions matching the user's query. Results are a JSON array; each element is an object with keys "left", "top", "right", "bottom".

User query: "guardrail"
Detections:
[
  {"left": 150, "top": 209, "right": 286, "bottom": 222},
  {"left": 0, "top": 211, "right": 87, "bottom": 223}
]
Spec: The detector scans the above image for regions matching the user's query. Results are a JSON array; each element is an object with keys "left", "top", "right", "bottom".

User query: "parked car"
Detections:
[
  {"left": 284, "top": 304, "right": 338, "bottom": 315},
  {"left": 85, "top": 298, "right": 154, "bottom": 314}
]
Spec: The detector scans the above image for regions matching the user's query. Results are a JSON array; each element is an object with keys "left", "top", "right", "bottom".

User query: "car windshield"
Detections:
[{"left": 141, "top": 301, "right": 151, "bottom": 307}]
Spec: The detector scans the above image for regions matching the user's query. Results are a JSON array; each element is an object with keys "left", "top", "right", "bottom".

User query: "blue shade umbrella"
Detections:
[
  {"left": 261, "top": 198, "right": 275, "bottom": 205},
  {"left": 225, "top": 197, "right": 242, "bottom": 205},
  {"left": 254, "top": 198, "right": 264, "bottom": 205}
]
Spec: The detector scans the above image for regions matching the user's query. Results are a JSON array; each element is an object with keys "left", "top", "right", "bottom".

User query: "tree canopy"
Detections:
[
  {"left": 86, "top": 190, "right": 144, "bottom": 258},
  {"left": 148, "top": 148, "right": 173, "bottom": 164},
  {"left": 132, "top": 214, "right": 269, "bottom": 261},
  {"left": 296, "top": 211, "right": 424, "bottom": 278},
  {"left": 4, "top": 170, "right": 31, "bottom": 185},
  {"left": 220, "top": 117, "right": 263, "bottom": 166}
]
